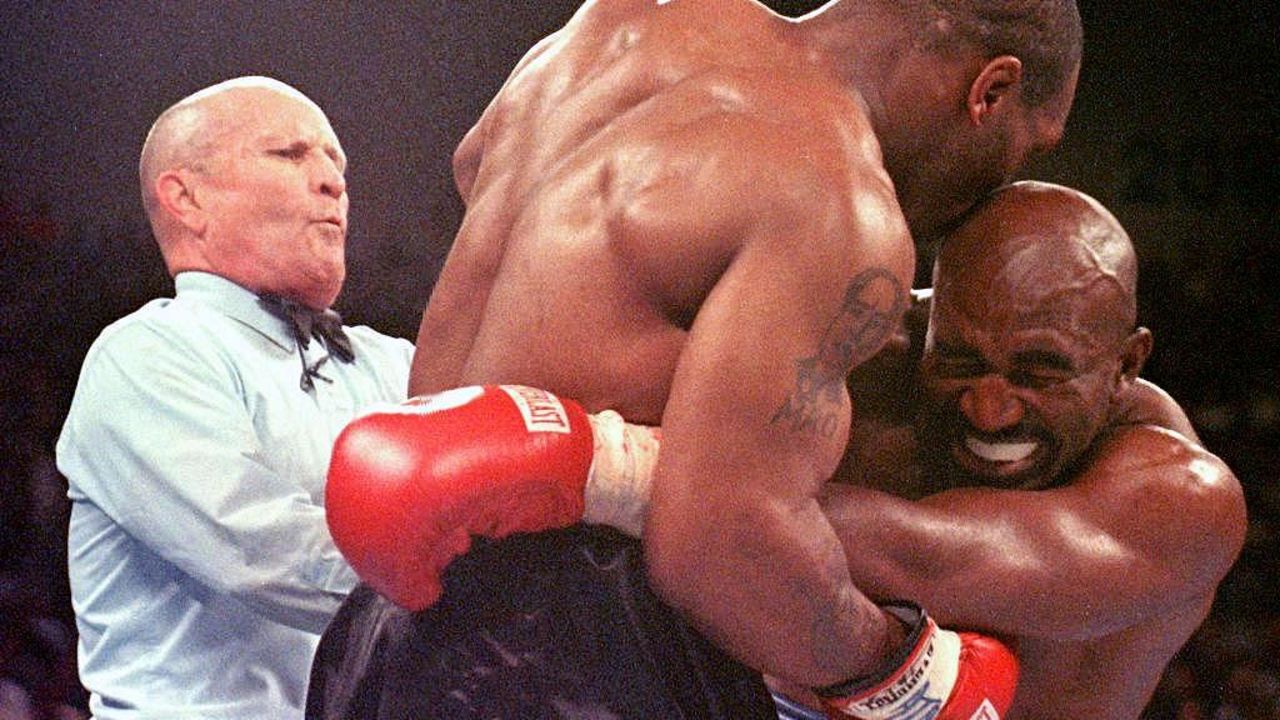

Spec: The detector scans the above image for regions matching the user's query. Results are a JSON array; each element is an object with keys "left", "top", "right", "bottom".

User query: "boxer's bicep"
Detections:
[
  {"left": 642, "top": 180, "right": 912, "bottom": 678},
  {"left": 651, "top": 159, "right": 911, "bottom": 503},
  {"left": 827, "top": 425, "right": 1244, "bottom": 640},
  {"left": 823, "top": 479, "right": 1146, "bottom": 639},
  {"left": 659, "top": 242, "right": 859, "bottom": 501}
]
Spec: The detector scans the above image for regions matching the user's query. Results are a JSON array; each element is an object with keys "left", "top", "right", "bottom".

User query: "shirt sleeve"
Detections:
[{"left": 59, "top": 319, "right": 356, "bottom": 634}]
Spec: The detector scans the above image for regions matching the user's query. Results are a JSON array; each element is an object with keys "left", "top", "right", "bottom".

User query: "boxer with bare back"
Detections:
[{"left": 311, "top": 2, "right": 1082, "bottom": 718}]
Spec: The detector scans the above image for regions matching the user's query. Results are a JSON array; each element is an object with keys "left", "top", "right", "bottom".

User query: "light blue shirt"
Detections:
[{"left": 57, "top": 272, "right": 414, "bottom": 719}]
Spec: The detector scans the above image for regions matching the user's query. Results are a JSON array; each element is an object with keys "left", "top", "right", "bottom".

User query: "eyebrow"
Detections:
[
  {"left": 932, "top": 340, "right": 982, "bottom": 359},
  {"left": 1009, "top": 349, "right": 1076, "bottom": 372},
  {"left": 933, "top": 341, "right": 1077, "bottom": 373}
]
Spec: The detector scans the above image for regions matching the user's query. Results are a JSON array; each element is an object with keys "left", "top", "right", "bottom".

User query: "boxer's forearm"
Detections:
[
  {"left": 817, "top": 470, "right": 1215, "bottom": 641},
  {"left": 644, "top": 486, "right": 901, "bottom": 687}
]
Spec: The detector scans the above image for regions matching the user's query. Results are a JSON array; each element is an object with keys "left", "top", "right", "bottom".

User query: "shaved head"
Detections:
[
  {"left": 139, "top": 76, "right": 325, "bottom": 224},
  {"left": 136, "top": 76, "right": 347, "bottom": 307},
  {"left": 920, "top": 182, "right": 1147, "bottom": 491},
  {"left": 936, "top": 180, "right": 1138, "bottom": 346}
]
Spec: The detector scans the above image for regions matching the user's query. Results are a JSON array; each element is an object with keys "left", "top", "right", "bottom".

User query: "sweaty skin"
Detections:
[
  {"left": 795, "top": 183, "right": 1248, "bottom": 719},
  {"left": 412, "top": 0, "right": 915, "bottom": 684},
  {"left": 821, "top": 395, "right": 1242, "bottom": 719}
]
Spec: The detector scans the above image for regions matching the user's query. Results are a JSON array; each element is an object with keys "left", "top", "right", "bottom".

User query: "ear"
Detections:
[
  {"left": 966, "top": 55, "right": 1023, "bottom": 125},
  {"left": 1118, "top": 326, "right": 1154, "bottom": 382},
  {"left": 154, "top": 169, "right": 209, "bottom": 236}
]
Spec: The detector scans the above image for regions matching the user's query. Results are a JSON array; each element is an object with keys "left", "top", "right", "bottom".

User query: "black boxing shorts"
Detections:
[{"left": 306, "top": 525, "right": 779, "bottom": 719}]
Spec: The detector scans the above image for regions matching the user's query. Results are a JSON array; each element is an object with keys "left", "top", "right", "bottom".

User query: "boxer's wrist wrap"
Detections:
[
  {"left": 812, "top": 602, "right": 960, "bottom": 719},
  {"left": 583, "top": 409, "right": 658, "bottom": 538}
]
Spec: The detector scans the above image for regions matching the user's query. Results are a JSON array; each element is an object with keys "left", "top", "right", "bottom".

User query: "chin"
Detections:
[{"left": 308, "top": 268, "right": 346, "bottom": 309}]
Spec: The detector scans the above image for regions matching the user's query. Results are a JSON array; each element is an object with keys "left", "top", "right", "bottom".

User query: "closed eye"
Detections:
[
  {"left": 1007, "top": 367, "right": 1075, "bottom": 389},
  {"left": 1007, "top": 350, "right": 1078, "bottom": 388},
  {"left": 270, "top": 143, "right": 309, "bottom": 160},
  {"left": 928, "top": 341, "right": 989, "bottom": 378}
]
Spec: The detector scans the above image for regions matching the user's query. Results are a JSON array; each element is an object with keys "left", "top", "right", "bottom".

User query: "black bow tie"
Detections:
[{"left": 258, "top": 294, "right": 355, "bottom": 391}]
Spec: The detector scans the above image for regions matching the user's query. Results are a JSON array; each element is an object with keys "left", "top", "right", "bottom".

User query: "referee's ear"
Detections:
[{"left": 154, "top": 167, "right": 210, "bottom": 237}]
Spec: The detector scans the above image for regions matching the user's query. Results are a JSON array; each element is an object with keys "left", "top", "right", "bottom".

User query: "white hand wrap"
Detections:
[{"left": 583, "top": 409, "right": 659, "bottom": 538}]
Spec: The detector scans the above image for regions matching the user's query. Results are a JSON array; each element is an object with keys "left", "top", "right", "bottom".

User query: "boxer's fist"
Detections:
[
  {"left": 326, "top": 385, "right": 595, "bottom": 610},
  {"left": 816, "top": 604, "right": 1018, "bottom": 720}
]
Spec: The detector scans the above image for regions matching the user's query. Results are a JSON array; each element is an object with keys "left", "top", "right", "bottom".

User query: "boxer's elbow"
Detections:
[{"left": 642, "top": 501, "right": 710, "bottom": 612}]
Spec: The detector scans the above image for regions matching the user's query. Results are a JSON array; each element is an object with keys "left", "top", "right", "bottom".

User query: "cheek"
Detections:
[
  {"left": 231, "top": 169, "right": 305, "bottom": 215},
  {"left": 1040, "top": 384, "right": 1111, "bottom": 453},
  {"left": 916, "top": 381, "right": 965, "bottom": 435},
  {"left": 927, "top": 137, "right": 1012, "bottom": 229},
  {"left": 220, "top": 183, "right": 298, "bottom": 232}
]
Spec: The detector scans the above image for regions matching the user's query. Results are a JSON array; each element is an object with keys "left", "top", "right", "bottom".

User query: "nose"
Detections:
[
  {"left": 313, "top": 155, "right": 347, "bottom": 199},
  {"left": 958, "top": 375, "right": 1025, "bottom": 432}
]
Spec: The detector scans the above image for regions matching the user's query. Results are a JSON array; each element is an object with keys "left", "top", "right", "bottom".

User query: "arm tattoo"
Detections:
[
  {"left": 771, "top": 268, "right": 907, "bottom": 438},
  {"left": 789, "top": 557, "right": 873, "bottom": 677}
]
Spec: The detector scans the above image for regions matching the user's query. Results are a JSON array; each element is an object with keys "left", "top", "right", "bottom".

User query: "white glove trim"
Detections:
[{"left": 825, "top": 614, "right": 962, "bottom": 719}]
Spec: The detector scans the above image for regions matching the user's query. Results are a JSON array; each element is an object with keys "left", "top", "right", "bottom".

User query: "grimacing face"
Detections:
[{"left": 914, "top": 255, "right": 1125, "bottom": 491}]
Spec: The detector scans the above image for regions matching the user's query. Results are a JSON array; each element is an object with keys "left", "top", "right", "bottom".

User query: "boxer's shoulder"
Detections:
[
  {"left": 1078, "top": 424, "right": 1239, "bottom": 522},
  {"left": 1078, "top": 424, "right": 1245, "bottom": 586},
  {"left": 521, "top": 0, "right": 860, "bottom": 140},
  {"left": 1087, "top": 423, "right": 1231, "bottom": 486}
]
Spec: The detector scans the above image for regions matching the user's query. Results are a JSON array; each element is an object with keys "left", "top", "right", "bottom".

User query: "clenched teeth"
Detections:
[{"left": 965, "top": 437, "right": 1037, "bottom": 463}]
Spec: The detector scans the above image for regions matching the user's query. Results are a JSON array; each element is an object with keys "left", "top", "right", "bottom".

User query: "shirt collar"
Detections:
[{"left": 173, "top": 271, "right": 297, "bottom": 353}]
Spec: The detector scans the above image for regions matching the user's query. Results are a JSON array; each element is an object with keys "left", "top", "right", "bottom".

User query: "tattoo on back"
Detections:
[{"left": 771, "top": 268, "right": 906, "bottom": 438}]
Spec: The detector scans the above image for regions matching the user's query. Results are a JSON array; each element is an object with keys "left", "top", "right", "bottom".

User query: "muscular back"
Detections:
[{"left": 411, "top": 0, "right": 905, "bottom": 425}]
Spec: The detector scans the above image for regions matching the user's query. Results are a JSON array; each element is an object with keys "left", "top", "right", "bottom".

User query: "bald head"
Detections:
[
  {"left": 136, "top": 76, "right": 348, "bottom": 308},
  {"left": 139, "top": 76, "right": 327, "bottom": 231},
  {"left": 936, "top": 181, "right": 1138, "bottom": 345},
  {"left": 920, "top": 182, "right": 1148, "bottom": 491}
]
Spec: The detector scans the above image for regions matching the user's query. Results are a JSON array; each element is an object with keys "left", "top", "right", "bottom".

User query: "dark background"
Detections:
[{"left": 1, "top": 2, "right": 1277, "bottom": 717}]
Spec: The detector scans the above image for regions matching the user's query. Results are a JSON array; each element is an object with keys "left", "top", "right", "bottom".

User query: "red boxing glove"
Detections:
[
  {"left": 326, "top": 385, "right": 595, "bottom": 611},
  {"left": 815, "top": 604, "right": 1018, "bottom": 720}
]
